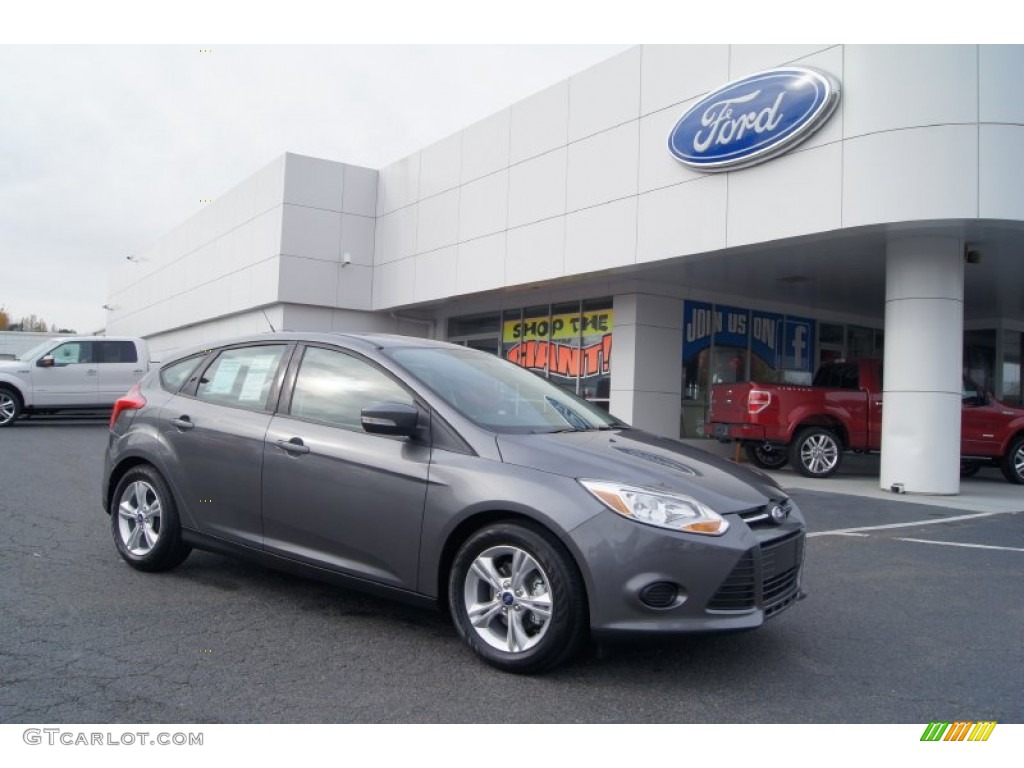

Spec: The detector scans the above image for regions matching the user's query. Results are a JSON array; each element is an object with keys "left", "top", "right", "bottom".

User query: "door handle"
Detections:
[
  {"left": 276, "top": 438, "right": 310, "bottom": 455},
  {"left": 170, "top": 416, "right": 194, "bottom": 431},
  {"left": 87, "top": 369, "right": 98, "bottom": 376}
]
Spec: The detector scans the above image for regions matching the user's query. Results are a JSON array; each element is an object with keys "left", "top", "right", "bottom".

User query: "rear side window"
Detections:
[
  {"left": 289, "top": 346, "right": 414, "bottom": 430},
  {"left": 94, "top": 340, "right": 138, "bottom": 364},
  {"left": 813, "top": 364, "right": 859, "bottom": 389},
  {"left": 196, "top": 345, "right": 287, "bottom": 410},
  {"left": 160, "top": 355, "right": 206, "bottom": 392}
]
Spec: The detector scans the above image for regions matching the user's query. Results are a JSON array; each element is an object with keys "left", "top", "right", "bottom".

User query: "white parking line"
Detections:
[
  {"left": 808, "top": 508, "right": 1023, "bottom": 538},
  {"left": 896, "top": 538, "right": 1024, "bottom": 553}
]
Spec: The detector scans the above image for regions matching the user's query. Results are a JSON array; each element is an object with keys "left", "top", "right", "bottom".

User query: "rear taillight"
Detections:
[
  {"left": 748, "top": 389, "right": 771, "bottom": 415},
  {"left": 110, "top": 383, "right": 146, "bottom": 428}
]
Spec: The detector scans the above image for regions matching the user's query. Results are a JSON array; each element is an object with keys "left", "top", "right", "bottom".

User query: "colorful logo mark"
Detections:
[{"left": 920, "top": 721, "right": 997, "bottom": 742}]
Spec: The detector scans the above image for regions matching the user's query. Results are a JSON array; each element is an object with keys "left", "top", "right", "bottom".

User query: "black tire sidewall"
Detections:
[
  {"left": 448, "top": 522, "right": 586, "bottom": 674},
  {"left": 744, "top": 442, "right": 788, "bottom": 470},
  {"left": 111, "top": 465, "right": 190, "bottom": 571},
  {"left": 1000, "top": 438, "right": 1024, "bottom": 484},
  {"left": 959, "top": 460, "right": 981, "bottom": 478}
]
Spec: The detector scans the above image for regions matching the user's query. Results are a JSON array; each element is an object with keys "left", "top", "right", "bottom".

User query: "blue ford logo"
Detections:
[{"left": 668, "top": 67, "right": 840, "bottom": 172}]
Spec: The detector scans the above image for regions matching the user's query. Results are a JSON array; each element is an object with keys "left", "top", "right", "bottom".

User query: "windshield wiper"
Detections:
[{"left": 544, "top": 397, "right": 593, "bottom": 431}]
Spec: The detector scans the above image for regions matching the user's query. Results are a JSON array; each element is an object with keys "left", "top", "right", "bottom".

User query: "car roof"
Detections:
[{"left": 162, "top": 331, "right": 465, "bottom": 365}]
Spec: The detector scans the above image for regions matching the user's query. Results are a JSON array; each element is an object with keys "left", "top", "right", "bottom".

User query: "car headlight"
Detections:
[{"left": 578, "top": 480, "right": 729, "bottom": 536}]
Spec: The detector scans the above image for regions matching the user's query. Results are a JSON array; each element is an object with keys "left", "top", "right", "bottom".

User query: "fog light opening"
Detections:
[{"left": 638, "top": 581, "right": 681, "bottom": 609}]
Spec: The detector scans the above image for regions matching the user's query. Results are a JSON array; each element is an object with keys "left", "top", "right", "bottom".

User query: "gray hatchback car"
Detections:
[{"left": 103, "top": 332, "right": 805, "bottom": 673}]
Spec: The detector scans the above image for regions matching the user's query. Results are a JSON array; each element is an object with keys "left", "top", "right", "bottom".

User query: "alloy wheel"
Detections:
[
  {"left": 800, "top": 433, "right": 839, "bottom": 475},
  {"left": 462, "top": 545, "right": 553, "bottom": 653},
  {"left": 117, "top": 480, "right": 162, "bottom": 556},
  {"left": 0, "top": 392, "right": 18, "bottom": 425}
]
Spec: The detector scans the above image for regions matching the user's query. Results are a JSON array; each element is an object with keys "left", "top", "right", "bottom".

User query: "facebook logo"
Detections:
[{"left": 783, "top": 317, "right": 815, "bottom": 372}]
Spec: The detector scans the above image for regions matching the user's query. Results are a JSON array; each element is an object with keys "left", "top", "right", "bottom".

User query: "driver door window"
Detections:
[
  {"left": 288, "top": 346, "right": 415, "bottom": 431},
  {"left": 49, "top": 341, "right": 92, "bottom": 366}
]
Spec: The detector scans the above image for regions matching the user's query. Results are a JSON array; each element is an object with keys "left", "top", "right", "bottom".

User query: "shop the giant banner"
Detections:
[{"left": 503, "top": 309, "right": 613, "bottom": 384}]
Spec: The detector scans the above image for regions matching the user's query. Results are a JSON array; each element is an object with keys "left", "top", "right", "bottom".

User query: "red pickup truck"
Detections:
[{"left": 708, "top": 359, "right": 1024, "bottom": 483}]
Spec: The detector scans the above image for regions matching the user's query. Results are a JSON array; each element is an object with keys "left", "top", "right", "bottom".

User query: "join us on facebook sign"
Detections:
[{"left": 683, "top": 301, "right": 815, "bottom": 372}]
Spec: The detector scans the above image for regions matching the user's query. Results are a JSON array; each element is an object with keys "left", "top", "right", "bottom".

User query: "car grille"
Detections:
[{"left": 707, "top": 531, "right": 804, "bottom": 616}]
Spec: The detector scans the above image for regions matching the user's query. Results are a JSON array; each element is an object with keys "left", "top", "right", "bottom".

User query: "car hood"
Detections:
[
  {"left": 0, "top": 359, "right": 27, "bottom": 372},
  {"left": 496, "top": 428, "right": 786, "bottom": 514}
]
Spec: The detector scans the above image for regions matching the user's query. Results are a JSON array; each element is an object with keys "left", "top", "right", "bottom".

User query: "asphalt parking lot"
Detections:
[{"left": 1, "top": 419, "right": 1022, "bottom": 723}]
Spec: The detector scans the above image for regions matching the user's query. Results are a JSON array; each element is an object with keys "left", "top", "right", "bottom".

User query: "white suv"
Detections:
[{"left": 0, "top": 336, "right": 150, "bottom": 427}]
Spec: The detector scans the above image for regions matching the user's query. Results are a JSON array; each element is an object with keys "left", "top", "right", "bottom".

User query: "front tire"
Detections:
[
  {"left": 790, "top": 427, "right": 842, "bottom": 478},
  {"left": 0, "top": 387, "right": 21, "bottom": 427},
  {"left": 744, "top": 442, "right": 789, "bottom": 470},
  {"left": 448, "top": 522, "right": 587, "bottom": 674},
  {"left": 1000, "top": 437, "right": 1024, "bottom": 485},
  {"left": 111, "top": 465, "right": 191, "bottom": 571}
]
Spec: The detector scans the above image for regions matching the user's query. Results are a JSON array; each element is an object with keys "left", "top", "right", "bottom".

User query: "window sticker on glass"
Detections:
[
  {"left": 207, "top": 359, "right": 242, "bottom": 394},
  {"left": 238, "top": 355, "right": 276, "bottom": 402}
]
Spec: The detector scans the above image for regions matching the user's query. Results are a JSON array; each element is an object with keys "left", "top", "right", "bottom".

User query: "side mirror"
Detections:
[
  {"left": 361, "top": 402, "right": 420, "bottom": 438},
  {"left": 962, "top": 391, "right": 987, "bottom": 408},
  {"left": 37, "top": 355, "right": 55, "bottom": 368}
]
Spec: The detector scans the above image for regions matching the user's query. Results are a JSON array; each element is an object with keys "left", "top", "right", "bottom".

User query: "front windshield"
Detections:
[
  {"left": 15, "top": 340, "right": 57, "bottom": 362},
  {"left": 388, "top": 346, "right": 626, "bottom": 433}
]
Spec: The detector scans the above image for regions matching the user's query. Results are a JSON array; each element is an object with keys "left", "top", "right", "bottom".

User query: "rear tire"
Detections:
[
  {"left": 111, "top": 465, "right": 191, "bottom": 571},
  {"left": 959, "top": 459, "right": 981, "bottom": 478},
  {"left": 448, "top": 522, "right": 587, "bottom": 674},
  {"left": 744, "top": 442, "right": 788, "bottom": 470},
  {"left": 0, "top": 387, "right": 21, "bottom": 427},
  {"left": 789, "top": 427, "right": 842, "bottom": 478},
  {"left": 1000, "top": 437, "right": 1024, "bottom": 485}
]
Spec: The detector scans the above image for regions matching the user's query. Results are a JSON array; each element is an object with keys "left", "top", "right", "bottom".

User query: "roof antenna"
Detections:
[{"left": 261, "top": 309, "right": 277, "bottom": 333}]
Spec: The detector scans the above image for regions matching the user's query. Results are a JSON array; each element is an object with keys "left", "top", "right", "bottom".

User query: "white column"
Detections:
[
  {"left": 609, "top": 294, "right": 683, "bottom": 437},
  {"left": 880, "top": 237, "right": 964, "bottom": 494}
]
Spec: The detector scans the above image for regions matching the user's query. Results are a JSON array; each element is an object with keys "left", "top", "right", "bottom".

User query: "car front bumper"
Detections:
[{"left": 568, "top": 504, "right": 806, "bottom": 638}]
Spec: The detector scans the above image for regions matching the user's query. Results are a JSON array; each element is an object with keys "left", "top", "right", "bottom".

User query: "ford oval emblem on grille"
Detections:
[
  {"left": 668, "top": 67, "right": 840, "bottom": 172},
  {"left": 770, "top": 504, "right": 788, "bottom": 525}
]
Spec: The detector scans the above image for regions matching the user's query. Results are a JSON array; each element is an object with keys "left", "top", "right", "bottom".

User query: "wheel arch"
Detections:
[
  {"left": 791, "top": 416, "right": 848, "bottom": 448},
  {"left": 0, "top": 380, "right": 25, "bottom": 402},
  {"left": 999, "top": 426, "right": 1024, "bottom": 457},
  {"left": 105, "top": 456, "right": 156, "bottom": 515}
]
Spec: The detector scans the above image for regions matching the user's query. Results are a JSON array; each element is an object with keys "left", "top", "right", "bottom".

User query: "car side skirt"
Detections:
[{"left": 180, "top": 528, "right": 438, "bottom": 611}]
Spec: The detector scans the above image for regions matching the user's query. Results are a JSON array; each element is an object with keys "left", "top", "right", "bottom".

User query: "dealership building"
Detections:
[{"left": 105, "top": 44, "right": 1024, "bottom": 495}]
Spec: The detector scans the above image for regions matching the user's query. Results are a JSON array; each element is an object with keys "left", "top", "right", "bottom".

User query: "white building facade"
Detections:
[{"left": 106, "top": 44, "right": 1024, "bottom": 495}]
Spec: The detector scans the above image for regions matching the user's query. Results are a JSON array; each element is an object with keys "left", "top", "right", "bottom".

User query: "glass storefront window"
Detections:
[
  {"left": 448, "top": 313, "right": 500, "bottom": 355},
  {"left": 1001, "top": 330, "right": 1021, "bottom": 406},
  {"left": 449, "top": 299, "right": 613, "bottom": 409},
  {"left": 580, "top": 298, "right": 613, "bottom": 408},
  {"left": 965, "top": 329, "right": 997, "bottom": 395},
  {"left": 847, "top": 325, "right": 874, "bottom": 359}
]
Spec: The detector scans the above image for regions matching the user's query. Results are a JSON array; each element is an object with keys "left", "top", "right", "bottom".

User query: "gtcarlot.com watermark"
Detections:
[{"left": 23, "top": 728, "right": 203, "bottom": 747}]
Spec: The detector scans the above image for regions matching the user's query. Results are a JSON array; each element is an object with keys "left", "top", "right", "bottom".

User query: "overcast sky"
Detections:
[
  {"left": 0, "top": 44, "right": 629, "bottom": 335},
  {"left": 0, "top": 0, "right": 1002, "bottom": 337}
]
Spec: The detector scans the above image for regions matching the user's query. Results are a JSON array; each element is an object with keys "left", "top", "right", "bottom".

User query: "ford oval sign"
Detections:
[{"left": 668, "top": 67, "right": 840, "bottom": 172}]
